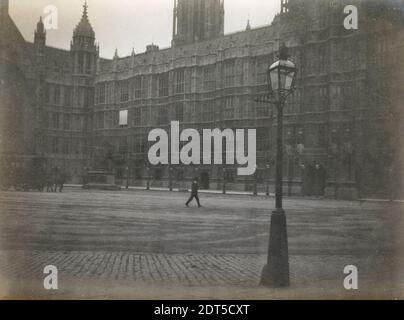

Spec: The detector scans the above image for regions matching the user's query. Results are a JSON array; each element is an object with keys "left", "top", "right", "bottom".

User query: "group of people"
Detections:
[
  {"left": 0, "top": 161, "right": 66, "bottom": 192},
  {"left": 44, "top": 169, "right": 66, "bottom": 193},
  {"left": 0, "top": 159, "right": 202, "bottom": 202}
]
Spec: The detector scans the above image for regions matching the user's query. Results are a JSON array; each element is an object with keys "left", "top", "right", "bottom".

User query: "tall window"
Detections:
[
  {"left": 224, "top": 97, "right": 235, "bottom": 119},
  {"left": 141, "top": 106, "right": 148, "bottom": 124},
  {"left": 96, "top": 112, "right": 104, "bottom": 129},
  {"left": 63, "top": 114, "right": 70, "bottom": 130},
  {"left": 318, "top": 124, "right": 326, "bottom": 147},
  {"left": 78, "top": 52, "right": 84, "bottom": 73},
  {"left": 46, "top": 84, "right": 51, "bottom": 104},
  {"left": 174, "top": 69, "right": 185, "bottom": 94},
  {"left": 256, "top": 57, "right": 269, "bottom": 85},
  {"left": 97, "top": 83, "right": 106, "bottom": 104},
  {"left": 119, "top": 81, "right": 129, "bottom": 102},
  {"left": 133, "top": 137, "right": 146, "bottom": 154},
  {"left": 203, "top": 66, "right": 216, "bottom": 91},
  {"left": 224, "top": 60, "right": 235, "bottom": 88},
  {"left": 133, "top": 108, "right": 141, "bottom": 126},
  {"left": 85, "top": 53, "right": 92, "bottom": 74},
  {"left": 158, "top": 73, "right": 169, "bottom": 97},
  {"left": 119, "top": 110, "right": 128, "bottom": 126},
  {"left": 134, "top": 77, "right": 143, "bottom": 99},
  {"left": 106, "top": 82, "right": 114, "bottom": 104},
  {"left": 64, "top": 87, "right": 72, "bottom": 106},
  {"left": 62, "top": 139, "right": 69, "bottom": 155},
  {"left": 52, "top": 113, "right": 59, "bottom": 129},
  {"left": 52, "top": 137, "right": 59, "bottom": 154},
  {"left": 54, "top": 86, "right": 61, "bottom": 105},
  {"left": 105, "top": 111, "right": 114, "bottom": 128},
  {"left": 202, "top": 101, "right": 214, "bottom": 122},
  {"left": 174, "top": 103, "right": 184, "bottom": 122}
]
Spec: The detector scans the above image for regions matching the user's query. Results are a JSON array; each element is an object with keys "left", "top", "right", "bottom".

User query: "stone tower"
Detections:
[
  {"left": 172, "top": 0, "right": 224, "bottom": 46},
  {"left": 33, "top": 17, "right": 47, "bottom": 155},
  {"left": 34, "top": 17, "right": 46, "bottom": 51},
  {"left": 70, "top": 1, "right": 98, "bottom": 76},
  {"left": 69, "top": 1, "right": 98, "bottom": 167}
]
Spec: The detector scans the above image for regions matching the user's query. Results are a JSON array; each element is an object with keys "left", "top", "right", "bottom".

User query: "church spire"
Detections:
[
  {"left": 83, "top": 1, "right": 88, "bottom": 18},
  {"left": 246, "top": 19, "right": 251, "bottom": 31},
  {"left": 34, "top": 16, "right": 46, "bottom": 48},
  {"left": 36, "top": 16, "right": 45, "bottom": 34},
  {"left": 73, "top": 1, "right": 95, "bottom": 38}
]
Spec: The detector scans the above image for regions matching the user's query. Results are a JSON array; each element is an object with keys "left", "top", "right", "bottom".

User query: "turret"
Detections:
[
  {"left": 70, "top": 1, "right": 98, "bottom": 75},
  {"left": 34, "top": 16, "right": 46, "bottom": 50}
]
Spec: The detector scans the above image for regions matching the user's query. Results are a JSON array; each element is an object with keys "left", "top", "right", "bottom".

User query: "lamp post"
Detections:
[
  {"left": 296, "top": 142, "right": 304, "bottom": 193},
  {"left": 222, "top": 167, "right": 226, "bottom": 194},
  {"left": 266, "top": 164, "right": 270, "bottom": 196},
  {"left": 330, "top": 128, "right": 339, "bottom": 199},
  {"left": 146, "top": 166, "right": 150, "bottom": 190},
  {"left": 125, "top": 166, "right": 129, "bottom": 189},
  {"left": 125, "top": 146, "right": 130, "bottom": 189},
  {"left": 285, "top": 142, "right": 293, "bottom": 197},
  {"left": 253, "top": 165, "right": 258, "bottom": 196},
  {"left": 169, "top": 166, "right": 173, "bottom": 191},
  {"left": 260, "top": 43, "right": 297, "bottom": 288}
]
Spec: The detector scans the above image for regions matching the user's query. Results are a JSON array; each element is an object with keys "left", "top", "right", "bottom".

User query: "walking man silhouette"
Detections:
[{"left": 186, "top": 178, "right": 202, "bottom": 207}]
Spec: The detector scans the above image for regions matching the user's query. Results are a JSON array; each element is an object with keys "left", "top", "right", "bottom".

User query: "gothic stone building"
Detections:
[{"left": 1, "top": 0, "right": 404, "bottom": 199}]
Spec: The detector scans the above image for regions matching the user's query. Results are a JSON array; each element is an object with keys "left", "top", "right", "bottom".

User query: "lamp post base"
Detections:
[{"left": 260, "top": 209, "right": 289, "bottom": 287}]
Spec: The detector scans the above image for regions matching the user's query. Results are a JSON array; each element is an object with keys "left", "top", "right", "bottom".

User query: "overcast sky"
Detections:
[{"left": 9, "top": 0, "right": 280, "bottom": 58}]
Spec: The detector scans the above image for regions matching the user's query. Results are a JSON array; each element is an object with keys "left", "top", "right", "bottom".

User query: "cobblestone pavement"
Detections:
[{"left": 0, "top": 189, "right": 403, "bottom": 299}]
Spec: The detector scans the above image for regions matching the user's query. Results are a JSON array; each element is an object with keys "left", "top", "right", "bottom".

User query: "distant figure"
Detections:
[
  {"left": 186, "top": 178, "right": 202, "bottom": 208},
  {"left": 45, "top": 169, "right": 53, "bottom": 192},
  {"left": 52, "top": 167, "right": 58, "bottom": 192},
  {"left": 56, "top": 170, "right": 66, "bottom": 193}
]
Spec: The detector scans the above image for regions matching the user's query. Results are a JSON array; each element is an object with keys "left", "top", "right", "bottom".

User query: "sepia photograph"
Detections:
[{"left": 0, "top": 0, "right": 404, "bottom": 303}]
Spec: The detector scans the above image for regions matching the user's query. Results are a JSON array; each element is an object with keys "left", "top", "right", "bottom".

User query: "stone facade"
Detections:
[{"left": 1, "top": 0, "right": 404, "bottom": 199}]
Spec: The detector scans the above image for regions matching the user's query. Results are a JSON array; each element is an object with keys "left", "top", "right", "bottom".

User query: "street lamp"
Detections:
[
  {"left": 125, "top": 166, "right": 129, "bottom": 189},
  {"left": 260, "top": 43, "right": 297, "bottom": 288},
  {"left": 146, "top": 166, "right": 150, "bottom": 190},
  {"left": 254, "top": 165, "right": 258, "bottom": 196},
  {"left": 266, "top": 164, "right": 270, "bottom": 196},
  {"left": 169, "top": 166, "right": 173, "bottom": 191},
  {"left": 222, "top": 167, "right": 226, "bottom": 194}
]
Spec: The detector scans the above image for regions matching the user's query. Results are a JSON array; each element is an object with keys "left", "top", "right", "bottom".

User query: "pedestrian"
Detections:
[
  {"left": 52, "top": 166, "right": 59, "bottom": 192},
  {"left": 56, "top": 170, "right": 66, "bottom": 193},
  {"left": 45, "top": 167, "right": 54, "bottom": 192},
  {"left": 186, "top": 178, "right": 202, "bottom": 208}
]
